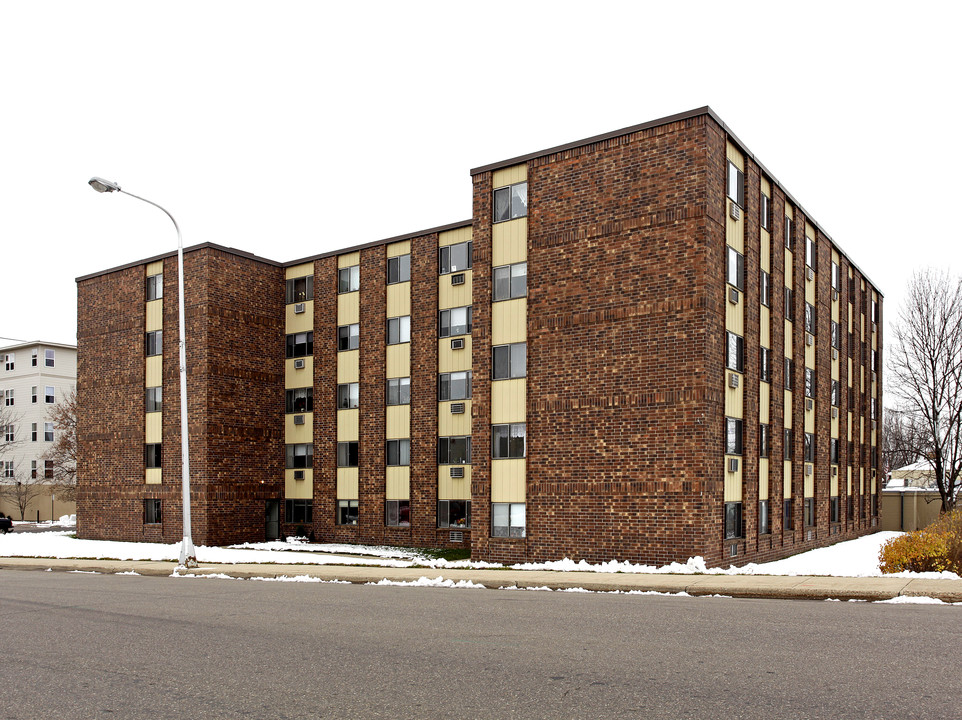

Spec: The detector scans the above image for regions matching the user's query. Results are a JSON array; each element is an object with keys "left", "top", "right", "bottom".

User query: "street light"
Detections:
[{"left": 88, "top": 177, "right": 197, "bottom": 567}]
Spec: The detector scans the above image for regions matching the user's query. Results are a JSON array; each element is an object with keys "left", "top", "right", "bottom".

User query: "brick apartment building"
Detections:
[{"left": 76, "top": 107, "right": 882, "bottom": 566}]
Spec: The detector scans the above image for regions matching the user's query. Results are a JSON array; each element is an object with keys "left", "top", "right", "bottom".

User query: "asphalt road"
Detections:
[{"left": 0, "top": 570, "right": 957, "bottom": 719}]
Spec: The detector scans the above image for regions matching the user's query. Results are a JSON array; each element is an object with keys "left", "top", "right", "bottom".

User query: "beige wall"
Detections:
[{"left": 881, "top": 492, "right": 943, "bottom": 532}]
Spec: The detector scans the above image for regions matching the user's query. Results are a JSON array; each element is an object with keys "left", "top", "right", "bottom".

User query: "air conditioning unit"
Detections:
[
  {"left": 832, "top": 348, "right": 838, "bottom": 360},
  {"left": 806, "top": 399, "right": 814, "bottom": 411},
  {"left": 450, "top": 466, "right": 465, "bottom": 479},
  {"left": 806, "top": 334, "right": 814, "bottom": 347},
  {"left": 294, "top": 303, "right": 306, "bottom": 314},
  {"left": 729, "top": 202, "right": 740, "bottom": 221},
  {"left": 293, "top": 470, "right": 304, "bottom": 480},
  {"left": 450, "top": 402, "right": 465, "bottom": 414},
  {"left": 728, "top": 287, "right": 740, "bottom": 305},
  {"left": 293, "top": 358, "right": 306, "bottom": 369},
  {"left": 805, "top": 464, "right": 813, "bottom": 476},
  {"left": 449, "top": 531, "right": 464, "bottom": 543},
  {"left": 872, "top": 371, "right": 877, "bottom": 384},
  {"left": 293, "top": 414, "right": 305, "bottom": 425},
  {"left": 451, "top": 273, "right": 466, "bottom": 286},
  {"left": 832, "top": 466, "right": 838, "bottom": 476},
  {"left": 832, "top": 289, "right": 839, "bottom": 302},
  {"left": 806, "top": 267, "right": 814, "bottom": 281},
  {"left": 872, "top": 322, "right": 877, "bottom": 334},
  {"left": 728, "top": 458, "right": 739, "bottom": 473},
  {"left": 832, "top": 407, "right": 838, "bottom": 419},
  {"left": 728, "top": 373, "right": 739, "bottom": 389},
  {"left": 450, "top": 338, "right": 465, "bottom": 350}
]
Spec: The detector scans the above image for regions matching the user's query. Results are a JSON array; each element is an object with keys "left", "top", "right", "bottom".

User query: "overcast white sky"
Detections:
[{"left": 1, "top": 1, "right": 959, "bottom": 349}]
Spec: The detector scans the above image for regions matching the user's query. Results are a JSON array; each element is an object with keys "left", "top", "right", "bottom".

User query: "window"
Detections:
[
  {"left": 30, "top": 460, "right": 37, "bottom": 479},
  {"left": 830, "top": 496, "right": 840, "bottom": 524},
  {"left": 726, "top": 332, "right": 744, "bottom": 373},
  {"left": 285, "top": 499, "right": 313, "bottom": 524},
  {"left": 31, "top": 349, "right": 37, "bottom": 367},
  {"left": 725, "top": 418, "right": 743, "bottom": 455},
  {"left": 760, "top": 347, "right": 771, "bottom": 383},
  {"left": 726, "top": 162, "right": 744, "bottom": 208},
  {"left": 784, "top": 288, "right": 794, "bottom": 319},
  {"left": 31, "top": 386, "right": 37, "bottom": 404},
  {"left": 337, "top": 442, "right": 358, "bottom": 468},
  {"left": 493, "top": 182, "right": 528, "bottom": 223},
  {"left": 31, "top": 423, "right": 37, "bottom": 442},
  {"left": 146, "top": 387, "right": 162, "bottom": 413},
  {"left": 784, "top": 498, "right": 794, "bottom": 531},
  {"left": 784, "top": 217, "right": 794, "bottom": 251},
  {"left": 146, "top": 273, "right": 163, "bottom": 301},
  {"left": 831, "top": 380, "right": 840, "bottom": 407},
  {"left": 45, "top": 349, "right": 55, "bottom": 367},
  {"left": 438, "top": 371, "right": 471, "bottom": 401},
  {"left": 3, "top": 389, "right": 12, "bottom": 406},
  {"left": 805, "top": 303, "right": 816, "bottom": 335},
  {"left": 286, "top": 332, "right": 313, "bottom": 358},
  {"left": 727, "top": 247, "right": 745, "bottom": 291},
  {"left": 759, "top": 424, "right": 770, "bottom": 458},
  {"left": 438, "top": 499, "right": 470, "bottom": 528},
  {"left": 386, "top": 377, "right": 410, "bottom": 406},
  {"left": 804, "top": 433, "right": 815, "bottom": 463},
  {"left": 286, "top": 443, "right": 313, "bottom": 469},
  {"left": 338, "top": 265, "right": 359, "bottom": 293},
  {"left": 493, "top": 262, "right": 527, "bottom": 301},
  {"left": 724, "top": 501, "right": 743, "bottom": 539},
  {"left": 492, "top": 342, "right": 526, "bottom": 380},
  {"left": 44, "top": 422, "right": 54, "bottom": 442},
  {"left": 387, "top": 316, "right": 411, "bottom": 345},
  {"left": 3, "top": 425, "right": 13, "bottom": 442},
  {"left": 145, "top": 331, "right": 162, "bottom": 357},
  {"left": 44, "top": 460, "right": 53, "bottom": 479},
  {"left": 805, "top": 236, "right": 817, "bottom": 270},
  {"left": 830, "top": 438, "right": 840, "bottom": 465},
  {"left": 438, "top": 307, "right": 471, "bottom": 338},
  {"left": 872, "top": 299, "right": 879, "bottom": 324},
  {"left": 387, "top": 439, "right": 410, "bottom": 466},
  {"left": 286, "top": 275, "right": 314, "bottom": 304},
  {"left": 492, "top": 423, "right": 526, "bottom": 459},
  {"left": 805, "top": 369, "right": 815, "bottom": 399},
  {"left": 337, "top": 324, "right": 359, "bottom": 351},
  {"left": 870, "top": 398, "right": 877, "bottom": 420},
  {"left": 337, "top": 383, "right": 359, "bottom": 410},
  {"left": 285, "top": 387, "right": 313, "bottom": 413},
  {"left": 804, "top": 497, "right": 816, "bottom": 527},
  {"left": 337, "top": 500, "right": 358, "bottom": 525},
  {"left": 44, "top": 386, "right": 55, "bottom": 404},
  {"left": 759, "top": 499, "right": 770, "bottom": 535},
  {"left": 437, "top": 436, "right": 471, "bottom": 465},
  {"left": 2, "top": 461, "right": 12, "bottom": 479},
  {"left": 3, "top": 353, "right": 13, "bottom": 371},
  {"left": 439, "top": 241, "right": 472, "bottom": 274},
  {"left": 760, "top": 193, "right": 771, "bottom": 230},
  {"left": 831, "top": 321, "right": 840, "bottom": 349},
  {"left": 784, "top": 428, "right": 794, "bottom": 460},
  {"left": 144, "top": 499, "right": 162, "bottom": 524},
  {"left": 385, "top": 499, "right": 410, "bottom": 527},
  {"left": 831, "top": 262, "right": 840, "bottom": 292},
  {"left": 492, "top": 502, "right": 526, "bottom": 538},
  {"left": 760, "top": 271, "right": 771, "bottom": 307},
  {"left": 387, "top": 254, "right": 411, "bottom": 285},
  {"left": 145, "top": 443, "right": 162, "bottom": 468},
  {"left": 784, "top": 358, "right": 794, "bottom": 391}
]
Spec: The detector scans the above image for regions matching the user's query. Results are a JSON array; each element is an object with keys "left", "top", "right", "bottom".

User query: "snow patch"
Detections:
[{"left": 368, "top": 576, "right": 485, "bottom": 589}]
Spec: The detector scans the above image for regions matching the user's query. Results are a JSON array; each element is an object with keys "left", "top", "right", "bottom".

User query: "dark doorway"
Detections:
[{"left": 265, "top": 500, "right": 280, "bottom": 540}]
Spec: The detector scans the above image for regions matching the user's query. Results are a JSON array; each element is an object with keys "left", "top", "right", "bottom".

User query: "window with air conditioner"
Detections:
[
  {"left": 437, "top": 499, "right": 470, "bottom": 528},
  {"left": 286, "top": 275, "right": 314, "bottom": 304}
]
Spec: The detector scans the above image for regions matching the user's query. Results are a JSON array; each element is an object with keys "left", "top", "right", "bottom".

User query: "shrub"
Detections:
[{"left": 879, "top": 509, "right": 962, "bottom": 574}]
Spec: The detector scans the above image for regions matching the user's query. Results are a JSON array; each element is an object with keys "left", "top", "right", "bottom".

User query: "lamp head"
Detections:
[{"left": 88, "top": 177, "right": 121, "bottom": 193}]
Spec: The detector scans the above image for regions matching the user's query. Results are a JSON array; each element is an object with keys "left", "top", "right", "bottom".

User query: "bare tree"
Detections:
[
  {"left": 42, "top": 387, "right": 77, "bottom": 502},
  {"left": 0, "top": 404, "right": 21, "bottom": 459},
  {"left": 0, "top": 468, "right": 46, "bottom": 520},
  {"left": 881, "top": 407, "right": 923, "bottom": 480},
  {"left": 888, "top": 270, "right": 962, "bottom": 512}
]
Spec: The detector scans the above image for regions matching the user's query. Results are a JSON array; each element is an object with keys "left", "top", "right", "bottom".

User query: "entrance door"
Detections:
[{"left": 265, "top": 500, "right": 280, "bottom": 540}]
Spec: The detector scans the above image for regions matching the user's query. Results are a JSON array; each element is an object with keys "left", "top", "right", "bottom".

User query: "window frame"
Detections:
[
  {"left": 336, "top": 441, "right": 359, "bottom": 468},
  {"left": 145, "top": 331, "right": 162, "bottom": 357},
  {"left": 337, "top": 383, "right": 359, "bottom": 410},
  {"left": 437, "top": 436, "right": 471, "bottom": 465},
  {"left": 727, "top": 247, "right": 745, "bottom": 291},
  {"left": 493, "top": 181, "right": 528, "bottom": 224},
  {"left": 44, "top": 349, "right": 55, "bottom": 368},
  {"left": 386, "top": 439, "right": 410, "bottom": 467},
  {"left": 286, "top": 443, "right": 314, "bottom": 469},
  {"left": 44, "top": 422, "right": 54, "bottom": 442},
  {"left": 337, "top": 499, "right": 359, "bottom": 525},
  {"left": 726, "top": 332, "right": 744, "bottom": 373},
  {"left": 760, "top": 271, "right": 771, "bottom": 307},
  {"left": 286, "top": 331, "right": 314, "bottom": 359},
  {"left": 760, "top": 347, "right": 771, "bottom": 383},
  {"left": 387, "top": 254, "right": 411, "bottom": 285},
  {"left": 285, "top": 499, "right": 313, "bottom": 524},
  {"left": 337, "top": 265, "right": 360, "bottom": 294},
  {"left": 439, "top": 241, "right": 472, "bottom": 275},
  {"left": 724, "top": 501, "right": 743, "bottom": 540},
  {"left": 492, "top": 342, "right": 526, "bottom": 380},
  {"left": 145, "top": 443, "right": 162, "bottom": 468},
  {"left": 725, "top": 417, "right": 743, "bottom": 456},
  {"left": 726, "top": 162, "right": 745, "bottom": 208},
  {"left": 760, "top": 193, "right": 771, "bottom": 230},
  {"left": 492, "top": 423, "right": 526, "bottom": 459},
  {"left": 493, "top": 262, "right": 527, "bottom": 302},
  {"left": 492, "top": 502, "right": 526, "bottom": 538},
  {"left": 437, "top": 499, "right": 471, "bottom": 529},
  {"left": 438, "top": 307, "right": 472, "bottom": 338},
  {"left": 285, "top": 387, "right": 313, "bottom": 414},
  {"left": 285, "top": 275, "right": 314, "bottom": 304},
  {"left": 146, "top": 273, "right": 163, "bottom": 301},
  {"left": 385, "top": 499, "right": 410, "bottom": 527},
  {"left": 146, "top": 386, "right": 163, "bottom": 413},
  {"left": 386, "top": 377, "right": 411, "bottom": 406},
  {"left": 759, "top": 423, "right": 770, "bottom": 459},
  {"left": 44, "top": 386, "right": 55, "bottom": 404},
  {"left": 337, "top": 324, "right": 359, "bottom": 351},
  {"left": 144, "top": 499, "right": 162, "bottom": 524},
  {"left": 438, "top": 371, "right": 472, "bottom": 401},
  {"left": 387, "top": 316, "right": 411, "bottom": 345}
]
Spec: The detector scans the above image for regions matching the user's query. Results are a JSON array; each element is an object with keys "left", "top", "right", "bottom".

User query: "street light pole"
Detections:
[{"left": 88, "top": 177, "right": 197, "bottom": 567}]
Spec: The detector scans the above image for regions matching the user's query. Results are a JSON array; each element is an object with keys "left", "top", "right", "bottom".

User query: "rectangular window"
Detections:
[
  {"left": 830, "top": 496, "right": 840, "bottom": 524},
  {"left": 144, "top": 499, "right": 162, "bottom": 524},
  {"left": 44, "top": 422, "right": 54, "bottom": 442},
  {"left": 784, "top": 498, "right": 794, "bottom": 531},
  {"left": 493, "top": 262, "right": 527, "bottom": 301},
  {"left": 146, "top": 386, "right": 162, "bottom": 413},
  {"left": 438, "top": 371, "right": 471, "bottom": 401},
  {"left": 831, "top": 380, "right": 840, "bottom": 407},
  {"left": 831, "top": 321, "right": 840, "bottom": 349},
  {"left": 44, "top": 386, "right": 55, "bottom": 404},
  {"left": 285, "top": 499, "right": 313, "bottom": 524},
  {"left": 492, "top": 423, "right": 526, "bottom": 459},
  {"left": 492, "top": 343, "right": 526, "bottom": 380},
  {"left": 784, "top": 428, "right": 794, "bottom": 460},
  {"left": 2, "top": 461, "right": 12, "bottom": 479},
  {"left": 726, "top": 332, "right": 744, "bottom": 373},
  {"left": 727, "top": 247, "right": 745, "bottom": 291},
  {"left": 387, "top": 316, "right": 411, "bottom": 345},
  {"left": 146, "top": 273, "right": 163, "bottom": 301},
  {"left": 336, "top": 442, "right": 359, "bottom": 468},
  {"left": 385, "top": 499, "right": 410, "bottom": 527},
  {"left": 3, "top": 353, "right": 13, "bottom": 371},
  {"left": 493, "top": 182, "right": 528, "bottom": 223},
  {"left": 31, "top": 422, "right": 37, "bottom": 442},
  {"left": 805, "top": 369, "right": 816, "bottom": 399},
  {"left": 725, "top": 417, "right": 743, "bottom": 455},
  {"left": 726, "top": 162, "right": 744, "bottom": 208},
  {"left": 30, "top": 460, "right": 37, "bottom": 479},
  {"left": 805, "top": 303, "right": 816, "bottom": 335},
  {"left": 870, "top": 397, "right": 877, "bottom": 420},
  {"left": 31, "top": 386, "right": 37, "bottom": 403},
  {"left": 45, "top": 349, "right": 55, "bottom": 368},
  {"left": 3, "top": 389, "right": 12, "bottom": 406},
  {"left": 145, "top": 331, "right": 162, "bottom": 357},
  {"left": 145, "top": 443, "right": 162, "bottom": 468},
  {"left": 760, "top": 193, "right": 771, "bottom": 230},
  {"left": 286, "top": 443, "right": 314, "bottom": 469},
  {"left": 386, "top": 439, "right": 410, "bottom": 467},
  {"left": 437, "top": 436, "right": 471, "bottom": 465},
  {"left": 760, "top": 347, "right": 771, "bottom": 383},
  {"left": 784, "top": 217, "right": 794, "bottom": 251},
  {"left": 784, "top": 288, "right": 794, "bottom": 319},
  {"left": 285, "top": 387, "right": 313, "bottom": 413},
  {"left": 784, "top": 358, "right": 794, "bottom": 391},
  {"left": 804, "top": 433, "right": 815, "bottom": 463},
  {"left": 44, "top": 460, "right": 53, "bottom": 479},
  {"left": 760, "top": 271, "right": 771, "bottom": 307},
  {"left": 386, "top": 377, "right": 410, "bottom": 406},
  {"left": 805, "top": 236, "right": 817, "bottom": 270},
  {"left": 439, "top": 241, "right": 472, "bottom": 274},
  {"left": 759, "top": 499, "right": 770, "bottom": 535},
  {"left": 438, "top": 307, "right": 471, "bottom": 338},
  {"left": 724, "top": 501, "right": 743, "bottom": 539},
  {"left": 337, "top": 383, "right": 359, "bottom": 410},
  {"left": 338, "top": 265, "right": 360, "bottom": 294},
  {"left": 337, "top": 499, "right": 359, "bottom": 525},
  {"left": 387, "top": 254, "right": 411, "bottom": 285},
  {"left": 437, "top": 499, "right": 470, "bottom": 528},
  {"left": 286, "top": 331, "right": 314, "bottom": 358},
  {"left": 759, "top": 424, "right": 770, "bottom": 459},
  {"left": 3, "top": 425, "right": 13, "bottom": 442},
  {"left": 286, "top": 275, "right": 314, "bottom": 304},
  {"left": 831, "top": 262, "right": 841, "bottom": 291},
  {"left": 337, "top": 324, "right": 359, "bottom": 351},
  {"left": 804, "top": 497, "right": 816, "bottom": 527},
  {"left": 872, "top": 299, "right": 879, "bottom": 324},
  {"left": 31, "top": 349, "right": 38, "bottom": 366},
  {"left": 492, "top": 502, "right": 526, "bottom": 538},
  {"left": 830, "top": 438, "right": 840, "bottom": 465}
]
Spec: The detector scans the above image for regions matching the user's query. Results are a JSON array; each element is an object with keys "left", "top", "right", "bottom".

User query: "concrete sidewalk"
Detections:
[{"left": 3, "top": 556, "right": 961, "bottom": 602}]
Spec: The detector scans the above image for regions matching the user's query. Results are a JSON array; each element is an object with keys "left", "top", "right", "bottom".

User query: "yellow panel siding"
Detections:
[
  {"left": 385, "top": 467, "right": 410, "bottom": 500},
  {"left": 784, "top": 248, "right": 793, "bottom": 285},
  {"left": 386, "top": 344, "right": 410, "bottom": 379},
  {"left": 804, "top": 473, "right": 814, "bottom": 497},
  {"left": 859, "top": 470, "right": 864, "bottom": 494},
  {"left": 493, "top": 218, "right": 528, "bottom": 266},
  {"left": 759, "top": 382, "right": 770, "bottom": 424},
  {"left": 760, "top": 233, "right": 771, "bottom": 273},
  {"left": 492, "top": 164, "right": 527, "bottom": 188},
  {"left": 847, "top": 412, "right": 853, "bottom": 441},
  {"left": 831, "top": 412, "right": 839, "bottom": 437},
  {"left": 285, "top": 413, "right": 313, "bottom": 444},
  {"left": 785, "top": 205, "right": 794, "bottom": 221},
  {"left": 438, "top": 337, "right": 472, "bottom": 373},
  {"left": 784, "top": 391, "right": 793, "bottom": 428},
  {"left": 146, "top": 468, "right": 162, "bottom": 485},
  {"left": 438, "top": 226, "right": 472, "bottom": 248},
  {"left": 805, "top": 405, "right": 815, "bottom": 434},
  {"left": 760, "top": 306, "right": 770, "bottom": 348},
  {"left": 438, "top": 467, "right": 472, "bottom": 500},
  {"left": 439, "top": 269, "right": 472, "bottom": 309},
  {"left": 492, "top": 379, "right": 526, "bottom": 425},
  {"left": 145, "top": 356, "right": 162, "bottom": 387},
  {"left": 724, "top": 373, "right": 744, "bottom": 418},
  {"left": 145, "top": 413, "right": 162, "bottom": 444},
  {"left": 285, "top": 470, "right": 313, "bottom": 499},
  {"left": 287, "top": 357, "right": 314, "bottom": 387},
  {"left": 847, "top": 468, "right": 852, "bottom": 495},
  {"left": 338, "top": 292, "right": 360, "bottom": 325},
  {"left": 338, "top": 252, "right": 360, "bottom": 269},
  {"left": 761, "top": 177, "right": 771, "bottom": 197},
  {"left": 724, "top": 460, "right": 742, "bottom": 501},
  {"left": 337, "top": 408, "right": 359, "bottom": 441},
  {"left": 784, "top": 321, "right": 793, "bottom": 359},
  {"left": 439, "top": 400, "right": 472, "bottom": 436},
  {"left": 285, "top": 301, "right": 314, "bottom": 334},
  {"left": 146, "top": 260, "right": 163, "bottom": 276},
  {"left": 784, "top": 463, "right": 792, "bottom": 499},
  {"left": 492, "top": 298, "right": 527, "bottom": 345},
  {"left": 805, "top": 337, "right": 815, "bottom": 368},
  {"left": 386, "top": 405, "right": 410, "bottom": 440},
  {"left": 805, "top": 273, "right": 815, "bottom": 306},
  {"left": 286, "top": 262, "right": 314, "bottom": 280},
  {"left": 337, "top": 350, "right": 359, "bottom": 384},
  {"left": 387, "top": 240, "right": 411, "bottom": 258},
  {"left": 336, "top": 468, "right": 359, "bottom": 499},
  {"left": 145, "top": 300, "right": 163, "bottom": 332},
  {"left": 759, "top": 461, "right": 769, "bottom": 500},
  {"left": 491, "top": 459, "right": 526, "bottom": 502},
  {"left": 726, "top": 211, "right": 744, "bottom": 254},
  {"left": 831, "top": 474, "right": 839, "bottom": 497},
  {"left": 726, "top": 295, "right": 744, "bottom": 335},
  {"left": 386, "top": 283, "right": 411, "bottom": 318}
]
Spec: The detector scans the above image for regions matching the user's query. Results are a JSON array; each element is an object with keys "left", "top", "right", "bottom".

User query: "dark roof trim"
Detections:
[
  {"left": 75, "top": 242, "right": 282, "bottom": 283},
  {"left": 0, "top": 340, "right": 77, "bottom": 352}
]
